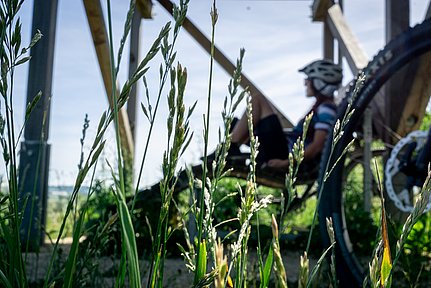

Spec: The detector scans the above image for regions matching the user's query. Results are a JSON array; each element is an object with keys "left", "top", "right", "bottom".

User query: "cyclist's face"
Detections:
[{"left": 304, "top": 78, "right": 315, "bottom": 97}]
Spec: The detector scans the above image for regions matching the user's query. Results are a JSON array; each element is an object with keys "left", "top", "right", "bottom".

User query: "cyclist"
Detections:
[{"left": 208, "top": 59, "right": 343, "bottom": 171}]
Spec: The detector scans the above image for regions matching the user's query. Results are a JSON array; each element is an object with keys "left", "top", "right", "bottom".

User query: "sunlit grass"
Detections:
[{"left": 0, "top": 0, "right": 430, "bottom": 287}]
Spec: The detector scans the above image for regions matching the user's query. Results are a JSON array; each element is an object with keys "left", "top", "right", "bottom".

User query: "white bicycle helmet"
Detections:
[{"left": 299, "top": 59, "right": 343, "bottom": 84}]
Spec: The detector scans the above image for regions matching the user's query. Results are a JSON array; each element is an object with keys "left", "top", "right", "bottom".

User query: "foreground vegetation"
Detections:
[{"left": 0, "top": 0, "right": 430, "bottom": 287}]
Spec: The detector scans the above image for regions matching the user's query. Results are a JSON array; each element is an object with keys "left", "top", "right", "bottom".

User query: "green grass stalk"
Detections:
[
  {"left": 43, "top": 0, "right": 166, "bottom": 284},
  {"left": 272, "top": 214, "right": 288, "bottom": 288},
  {"left": 0, "top": 3, "right": 42, "bottom": 286},
  {"left": 305, "top": 73, "right": 365, "bottom": 253},
  {"left": 195, "top": 3, "right": 218, "bottom": 284},
  {"left": 106, "top": 0, "right": 141, "bottom": 286},
  {"left": 192, "top": 3, "right": 248, "bottom": 284},
  {"left": 62, "top": 160, "right": 99, "bottom": 288},
  {"left": 61, "top": 114, "right": 99, "bottom": 287},
  {"left": 224, "top": 95, "right": 273, "bottom": 287},
  {"left": 376, "top": 170, "right": 431, "bottom": 287},
  {"left": 149, "top": 63, "right": 195, "bottom": 287},
  {"left": 132, "top": 1, "right": 189, "bottom": 209}
]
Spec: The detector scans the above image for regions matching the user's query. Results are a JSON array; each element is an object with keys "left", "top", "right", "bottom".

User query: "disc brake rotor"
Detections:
[{"left": 385, "top": 130, "right": 431, "bottom": 213}]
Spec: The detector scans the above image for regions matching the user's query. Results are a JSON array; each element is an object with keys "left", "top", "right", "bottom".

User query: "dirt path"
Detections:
[{"left": 25, "top": 241, "right": 318, "bottom": 287}]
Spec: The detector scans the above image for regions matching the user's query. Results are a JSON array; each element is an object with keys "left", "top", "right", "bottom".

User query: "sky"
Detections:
[{"left": 11, "top": 0, "right": 429, "bottom": 188}]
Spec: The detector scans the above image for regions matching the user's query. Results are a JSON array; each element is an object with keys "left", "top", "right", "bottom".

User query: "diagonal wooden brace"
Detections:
[{"left": 83, "top": 0, "right": 134, "bottom": 157}]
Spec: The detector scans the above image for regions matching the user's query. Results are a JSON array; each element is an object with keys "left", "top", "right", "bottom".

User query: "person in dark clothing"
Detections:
[{"left": 221, "top": 59, "right": 343, "bottom": 171}]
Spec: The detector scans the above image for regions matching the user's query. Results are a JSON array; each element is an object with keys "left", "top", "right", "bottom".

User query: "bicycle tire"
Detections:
[{"left": 318, "top": 18, "right": 431, "bottom": 287}]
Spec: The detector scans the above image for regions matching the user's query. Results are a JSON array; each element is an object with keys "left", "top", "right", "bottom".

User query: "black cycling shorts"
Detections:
[{"left": 254, "top": 114, "right": 289, "bottom": 164}]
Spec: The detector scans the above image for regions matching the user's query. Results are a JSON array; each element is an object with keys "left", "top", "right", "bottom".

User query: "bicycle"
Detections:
[{"left": 318, "top": 18, "right": 431, "bottom": 287}]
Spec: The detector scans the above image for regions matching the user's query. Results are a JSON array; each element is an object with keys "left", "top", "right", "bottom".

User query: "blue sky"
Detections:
[{"left": 12, "top": 0, "right": 429, "bottom": 188}]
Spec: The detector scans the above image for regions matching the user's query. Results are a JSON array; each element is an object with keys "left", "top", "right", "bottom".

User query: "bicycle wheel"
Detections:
[
  {"left": 340, "top": 148, "right": 386, "bottom": 269},
  {"left": 318, "top": 18, "right": 431, "bottom": 287}
]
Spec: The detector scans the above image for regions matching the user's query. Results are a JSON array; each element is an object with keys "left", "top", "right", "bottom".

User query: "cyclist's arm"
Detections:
[
  {"left": 303, "top": 129, "right": 327, "bottom": 160},
  {"left": 267, "top": 158, "right": 289, "bottom": 169}
]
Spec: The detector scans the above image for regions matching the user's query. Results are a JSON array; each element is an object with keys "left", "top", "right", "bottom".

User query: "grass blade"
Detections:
[
  {"left": 0, "top": 269, "right": 13, "bottom": 288},
  {"left": 62, "top": 210, "right": 84, "bottom": 288},
  {"left": 117, "top": 193, "right": 141, "bottom": 287},
  {"left": 196, "top": 240, "right": 207, "bottom": 282},
  {"left": 260, "top": 246, "right": 274, "bottom": 288},
  {"left": 380, "top": 201, "right": 392, "bottom": 287}
]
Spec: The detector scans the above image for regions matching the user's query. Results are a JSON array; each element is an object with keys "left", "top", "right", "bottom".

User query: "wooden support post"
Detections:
[
  {"left": 136, "top": 0, "right": 153, "bottom": 19},
  {"left": 19, "top": 0, "right": 58, "bottom": 251},
  {"left": 363, "top": 108, "right": 372, "bottom": 212},
  {"left": 83, "top": 0, "right": 134, "bottom": 158},
  {"left": 312, "top": 0, "right": 332, "bottom": 22},
  {"left": 383, "top": 0, "right": 410, "bottom": 144},
  {"left": 320, "top": 0, "right": 344, "bottom": 65},
  {"left": 337, "top": 0, "right": 343, "bottom": 65},
  {"left": 156, "top": 0, "right": 293, "bottom": 128},
  {"left": 325, "top": 3, "right": 375, "bottom": 209},
  {"left": 323, "top": 22, "right": 334, "bottom": 61},
  {"left": 313, "top": 0, "right": 334, "bottom": 63},
  {"left": 396, "top": 2, "right": 431, "bottom": 136}
]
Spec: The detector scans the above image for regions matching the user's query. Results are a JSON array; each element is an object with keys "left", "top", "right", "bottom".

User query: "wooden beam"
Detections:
[
  {"left": 83, "top": 0, "right": 134, "bottom": 156},
  {"left": 337, "top": 0, "right": 344, "bottom": 65},
  {"left": 312, "top": 0, "right": 332, "bottom": 22},
  {"left": 136, "top": 0, "right": 153, "bottom": 19},
  {"left": 397, "top": 52, "right": 431, "bottom": 136},
  {"left": 385, "top": 0, "right": 410, "bottom": 43},
  {"left": 323, "top": 22, "right": 334, "bottom": 60},
  {"left": 396, "top": 3, "right": 431, "bottom": 136},
  {"left": 326, "top": 4, "right": 368, "bottom": 73},
  {"left": 383, "top": 0, "right": 410, "bottom": 143},
  {"left": 156, "top": 0, "right": 293, "bottom": 128}
]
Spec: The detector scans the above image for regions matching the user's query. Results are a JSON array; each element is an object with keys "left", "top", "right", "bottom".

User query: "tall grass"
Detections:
[
  {"left": 367, "top": 169, "right": 431, "bottom": 288},
  {"left": 0, "top": 1, "right": 42, "bottom": 287},
  {"left": 0, "top": 0, "right": 430, "bottom": 287}
]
